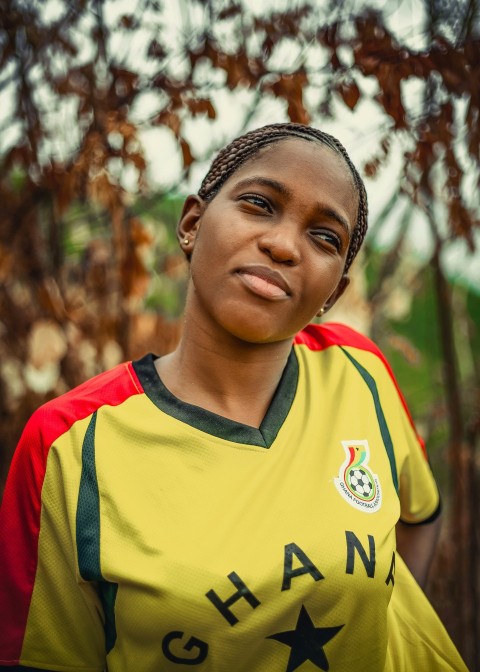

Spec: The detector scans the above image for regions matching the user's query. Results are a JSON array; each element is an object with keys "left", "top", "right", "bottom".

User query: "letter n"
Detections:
[{"left": 345, "top": 531, "right": 376, "bottom": 578}]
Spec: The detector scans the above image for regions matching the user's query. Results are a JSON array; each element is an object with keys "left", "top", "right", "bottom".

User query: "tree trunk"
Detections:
[{"left": 431, "top": 246, "right": 476, "bottom": 667}]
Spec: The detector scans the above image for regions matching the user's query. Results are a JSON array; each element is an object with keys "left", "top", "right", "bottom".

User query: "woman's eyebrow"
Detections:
[{"left": 233, "top": 176, "right": 292, "bottom": 197}]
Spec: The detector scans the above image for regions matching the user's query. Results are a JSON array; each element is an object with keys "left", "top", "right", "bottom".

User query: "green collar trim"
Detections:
[{"left": 132, "top": 350, "right": 298, "bottom": 448}]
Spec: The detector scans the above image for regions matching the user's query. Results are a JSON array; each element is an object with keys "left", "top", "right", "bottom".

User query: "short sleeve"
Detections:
[
  {"left": 0, "top": 409, "right": 105, "bottom": 671},
  {"left": 335, "top": 328, "right": 441, "bottom": 524},
  {"left": 373, "top": 353, "right": 441, "bottom": 525},
  {"left": 395, "top": 406, "right": 441, "bottom": 524}
]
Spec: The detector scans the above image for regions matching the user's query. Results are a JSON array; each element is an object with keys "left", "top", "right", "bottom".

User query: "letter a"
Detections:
[
  {"left": 385, "top": 552, "right": 395, "bottom": 586},
  {"left": 281, "top": 542, "right": 324, "bottom": 591}
]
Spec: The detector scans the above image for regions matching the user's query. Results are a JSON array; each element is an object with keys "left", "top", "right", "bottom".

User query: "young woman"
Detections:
[{"left": 0, "top": 123, "right": 466, "bottom": 671}]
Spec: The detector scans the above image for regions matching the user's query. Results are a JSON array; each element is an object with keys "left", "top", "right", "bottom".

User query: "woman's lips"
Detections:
[{"left": 236, "top": 266, "right": 291, "bottom": 299}]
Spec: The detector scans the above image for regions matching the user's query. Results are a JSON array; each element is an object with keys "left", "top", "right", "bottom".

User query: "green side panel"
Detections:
[
  {"left": 340, "top": 348, "right": 399, "bottom": 493},
  {"left": 77, "top": 412, "right": 100, "bottom": 581},
  {"left": 76, "top": 411, "right": 118, "bottom": 653},
  {"left": 99, "top": 581, "right": 119, "bottom": 654}
]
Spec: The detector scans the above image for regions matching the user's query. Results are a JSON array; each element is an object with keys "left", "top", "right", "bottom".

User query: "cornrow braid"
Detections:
[{"left": 198, "top": 123, "right": 368, "bottom": 273}]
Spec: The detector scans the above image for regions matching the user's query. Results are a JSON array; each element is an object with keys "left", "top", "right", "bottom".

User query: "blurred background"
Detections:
[{"left": 0, "top": 0, "right": 479, "bottom": 667}]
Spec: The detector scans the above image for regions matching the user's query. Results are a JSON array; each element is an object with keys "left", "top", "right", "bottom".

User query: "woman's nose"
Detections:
[{"left": 257, "top": 223, "right": 301, "bottom": 266}]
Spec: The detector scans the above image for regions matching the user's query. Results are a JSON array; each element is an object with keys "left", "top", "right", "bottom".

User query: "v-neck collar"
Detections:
[{"left": 132, "top": 349, "right": 299, "bottom": 448}]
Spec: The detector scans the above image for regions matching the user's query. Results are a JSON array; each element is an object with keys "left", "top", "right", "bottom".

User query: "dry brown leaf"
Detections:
[
  {"left": 27, "top": 320, "right": 67, "bottom": 369},
  {"left": 337, "top": 79, "right": 361, "bottom": 111}
]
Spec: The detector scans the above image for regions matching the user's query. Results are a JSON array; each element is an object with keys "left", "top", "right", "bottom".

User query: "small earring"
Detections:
[
  {"left": 318, "top": 307, "right": 325, "bottom": 316},
  {"left": 183, "top": 238, "right": 189, "bottom": 245}
]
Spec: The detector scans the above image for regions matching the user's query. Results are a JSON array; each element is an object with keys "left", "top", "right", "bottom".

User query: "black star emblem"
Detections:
[{"left": 267, "top": 605, "right": 343, "bottom": 672}]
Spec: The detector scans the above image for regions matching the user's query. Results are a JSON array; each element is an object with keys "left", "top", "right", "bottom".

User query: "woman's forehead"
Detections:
[
  {"left": 226, "top": 138, "right": 356, "bottom": 198},
  {"left": 231, "top": 137, "right": 353, "bottom": 181}
]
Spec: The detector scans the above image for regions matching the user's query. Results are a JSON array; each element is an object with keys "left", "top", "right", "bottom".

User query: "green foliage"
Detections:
[
  {"left": 132, "top": 193, "right": 187, "bottom": 317},
  {"left": 384, "top": 266, "right": 443, "bottom": 415}
]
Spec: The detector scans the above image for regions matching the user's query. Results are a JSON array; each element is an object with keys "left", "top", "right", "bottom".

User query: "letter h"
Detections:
[{"left": 205, "top": 572, "right": 260, "bottom": 626}]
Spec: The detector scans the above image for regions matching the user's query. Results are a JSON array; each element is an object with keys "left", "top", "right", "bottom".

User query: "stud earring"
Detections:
[
  {"left": 183, "top": 238, "right": 189, "bottom": 245},
  {"left": 318, "top": 307, "right": 325, "bottom": 316}
]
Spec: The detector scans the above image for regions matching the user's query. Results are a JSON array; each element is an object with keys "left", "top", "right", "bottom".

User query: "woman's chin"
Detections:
[{"left": 219, "top": 318, "right": 297, "bottom": 346}]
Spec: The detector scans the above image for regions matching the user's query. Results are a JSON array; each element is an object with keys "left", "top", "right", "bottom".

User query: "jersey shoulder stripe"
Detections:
[
  {"left": 295, "top": 322, "right": 426, "bottom": 457},
  {"left": 0, "top": 361, "right": 143, "bottom": 664},
  {"left": 34, "top": 360, "right": 143, "bottom": 450},
  {"left": 295, "top": 321, "right": 384, "bottom": 355}
]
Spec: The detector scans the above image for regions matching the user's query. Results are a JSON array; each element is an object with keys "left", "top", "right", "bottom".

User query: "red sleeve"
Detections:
[
  {"left": 0, "top": 362, "right": 143, "bottom": 665},
  {"left": 0, "top": 410, "right": 48, "bottom": 664}
]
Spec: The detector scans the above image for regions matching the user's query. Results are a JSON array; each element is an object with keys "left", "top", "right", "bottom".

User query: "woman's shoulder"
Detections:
[
  {"left": 23, "top": 359, "right": 144, "bottom": 451},
  {"left": 295, "top": 322, "right": 417, "bottom": 427},
  {"left": 294, "top": 321, "right": 383, "bottom": 357}
]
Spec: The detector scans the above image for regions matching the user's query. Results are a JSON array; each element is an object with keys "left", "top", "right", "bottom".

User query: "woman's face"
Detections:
[{"left": 179, "top": 138, "right": 358, "bottom": 345}]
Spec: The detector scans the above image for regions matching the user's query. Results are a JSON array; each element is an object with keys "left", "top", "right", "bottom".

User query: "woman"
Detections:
[{"left": 0, "top": 123, "right": 467, "bottom": 671}]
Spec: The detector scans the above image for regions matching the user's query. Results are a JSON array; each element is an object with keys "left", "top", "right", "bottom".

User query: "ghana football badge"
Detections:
[{"left": 334, "top": 440, "right": 382, "bottom": 513}]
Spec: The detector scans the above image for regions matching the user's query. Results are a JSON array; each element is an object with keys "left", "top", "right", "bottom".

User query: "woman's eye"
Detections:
[
  {"left": 311, "top": 230, "right": 342, "bottom": 251},
  {"left": 239, "top": 194, "right": 272, "bottom": 212}
]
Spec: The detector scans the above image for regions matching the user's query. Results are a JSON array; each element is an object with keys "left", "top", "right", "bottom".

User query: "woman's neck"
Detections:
[{"left": 155, "top": 327, "right": 293, "bottom": 428}]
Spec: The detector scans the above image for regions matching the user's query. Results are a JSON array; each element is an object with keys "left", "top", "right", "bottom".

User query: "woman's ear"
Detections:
[
  {"left": 177, "top": 195, "right": 205, "bottom": 257},
  {"left": 318, "top": 275, "right": 350, "bottom": 316}
]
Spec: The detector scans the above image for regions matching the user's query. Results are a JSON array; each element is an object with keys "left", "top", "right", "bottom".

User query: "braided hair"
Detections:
[{"left": 198, "top": 123, "right": 368, "bottom": 273}]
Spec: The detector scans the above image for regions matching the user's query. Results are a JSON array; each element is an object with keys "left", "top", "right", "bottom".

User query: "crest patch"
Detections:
[{"left": 334, "top": 440, "right": 382, "bottom": 513}]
